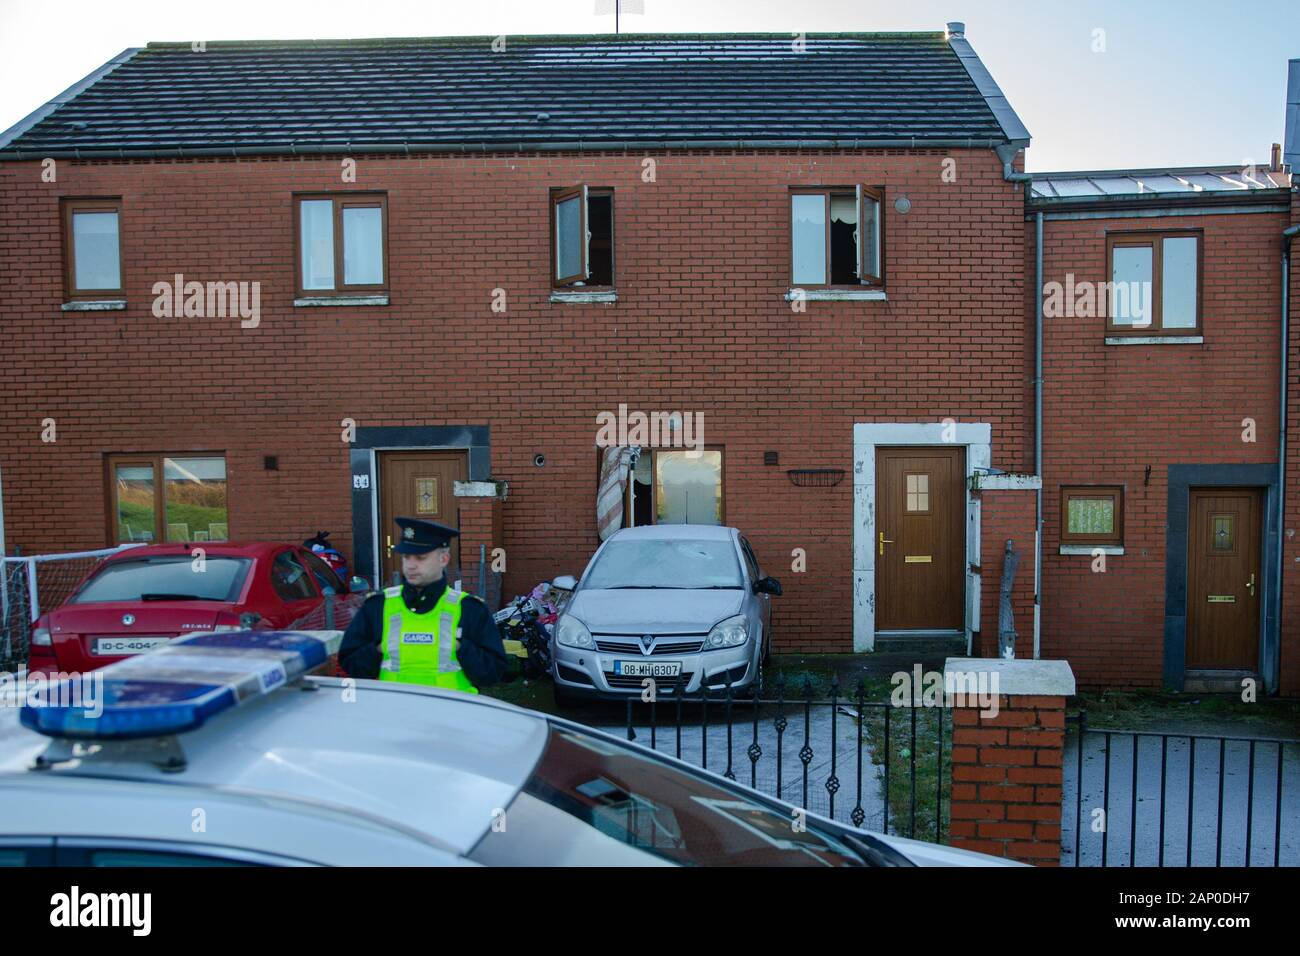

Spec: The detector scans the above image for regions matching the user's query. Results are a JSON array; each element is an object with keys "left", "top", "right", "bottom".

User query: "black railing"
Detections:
[
  {"left": 1063, "top": 711, "right": 1299, "bottom": 866},
  {"left": 618, "top": 672, "right": 949, "bottom": 841}
]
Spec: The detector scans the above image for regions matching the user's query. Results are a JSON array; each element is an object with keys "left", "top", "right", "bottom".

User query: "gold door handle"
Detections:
[
  {"left": 1247, "top": 573, "right": 1255, "bottom": 597},
  {"left": 879, "top": 532, "right": 894, "bottom": 556},
  {"left": 386, "top": 534, "right": 393, "bottom": 558}
]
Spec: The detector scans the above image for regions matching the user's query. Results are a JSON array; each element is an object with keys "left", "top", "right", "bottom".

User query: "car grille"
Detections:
[
  {"left": 594, "top": 638, "right": 705, "bottom": 655},
  {"left": 604, "top": 671, "right": 694, "bottom": 690}
]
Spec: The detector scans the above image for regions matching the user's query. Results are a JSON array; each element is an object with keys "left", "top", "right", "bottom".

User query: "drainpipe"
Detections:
[
  {"left": 1034, "top": 211, "right": 1044, "bottom": 658},
  {"left": 1280, "top": 222, "right": 1298, "bottom": 687}
]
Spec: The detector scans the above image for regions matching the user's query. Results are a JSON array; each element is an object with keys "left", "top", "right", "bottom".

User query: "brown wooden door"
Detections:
[
  {"left": 1186, "top": 487, "right": 1261, "bottom": 669},
  {"left": 876, "top": 447, "right": 965, "bottom": 631},
  {"left": 377, "top": 451, "right": 467, "bottom": 587}
]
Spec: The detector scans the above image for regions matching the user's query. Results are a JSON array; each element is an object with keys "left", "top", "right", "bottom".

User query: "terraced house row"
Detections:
[{"left": 1, "top": 26, "right": 1298, "bottom": 694}]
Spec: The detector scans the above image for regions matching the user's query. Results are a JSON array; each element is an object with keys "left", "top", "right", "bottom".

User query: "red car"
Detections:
[{"left": 26, "top": 542, "right": 366, "bottom": 677}]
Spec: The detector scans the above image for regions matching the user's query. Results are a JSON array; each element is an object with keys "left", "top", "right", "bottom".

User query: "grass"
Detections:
[{"left": 1071, "top": 687, "right": 1300, "bottom": 738}]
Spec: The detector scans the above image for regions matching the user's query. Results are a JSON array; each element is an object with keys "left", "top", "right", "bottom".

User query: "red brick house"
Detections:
[{"left": 0, "top": 29, "right": 1295, "bottom": 695}]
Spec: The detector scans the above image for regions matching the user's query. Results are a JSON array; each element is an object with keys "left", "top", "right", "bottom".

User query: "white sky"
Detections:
[{"left": 1, "top": 0, "right": 1297, "bottom": 171}]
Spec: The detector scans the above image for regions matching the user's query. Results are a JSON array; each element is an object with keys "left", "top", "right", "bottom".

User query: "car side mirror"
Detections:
[
  {"left": 552, "top": 575, "right": 578, "bottom": 591},
  {"left": 755, "top": 576, "right": 782, "bottom": 596},
  {"left": 349, "top": 576, "right": 370, "bottom": 594}
]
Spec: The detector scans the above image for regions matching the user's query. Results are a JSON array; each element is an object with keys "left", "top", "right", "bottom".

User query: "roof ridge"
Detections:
[{"left": 141, "top": 32, "right": 948, "bottom": 51}]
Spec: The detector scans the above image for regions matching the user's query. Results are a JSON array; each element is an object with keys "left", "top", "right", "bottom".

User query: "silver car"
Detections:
[{"left": 550, "top": 525, "right": 780, "bottom": 703}]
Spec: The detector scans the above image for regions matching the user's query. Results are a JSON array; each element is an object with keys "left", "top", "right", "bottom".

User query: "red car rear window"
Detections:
[{"left": 70, "top": 557, "right": 251, "bottom": 604}]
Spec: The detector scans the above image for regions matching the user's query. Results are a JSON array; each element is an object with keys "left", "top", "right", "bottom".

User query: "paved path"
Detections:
[{"left": 1061, "top": 730, "right": 1300, "bottom": 867}]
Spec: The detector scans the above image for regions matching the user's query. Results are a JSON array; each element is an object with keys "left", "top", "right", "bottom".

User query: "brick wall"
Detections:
[
  {"left": 949, "top": 692, "right": 1066, "bottom": 865},
  {"left": 1034, "top": 207, "right": 1292, "bottom": 690},
  {"left": 975, "top": 487, "right": 1037, "bottom": 658},
  {"left": 0, "top": 148, "right": 1030, "bottom": 653}
]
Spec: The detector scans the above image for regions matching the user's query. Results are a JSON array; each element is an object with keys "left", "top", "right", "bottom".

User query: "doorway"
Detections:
[
  {"left": 875, "top": 446, "right": 965, "bottom": 631},
  {"left": 377, "top": 450, "right": 467, "bottom": 587},
  {"left": 1186, "top": 487, "right": 1262, "bottom": 670}
]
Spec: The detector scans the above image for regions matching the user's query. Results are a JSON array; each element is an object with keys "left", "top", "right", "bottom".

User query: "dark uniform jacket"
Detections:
[{"left": 338, "top": 578, "right": 508, "bottom": 688}]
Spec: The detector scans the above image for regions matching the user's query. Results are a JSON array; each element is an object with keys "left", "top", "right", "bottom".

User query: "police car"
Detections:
[{"left": 0, "top": 631, "right": 1019, "bottom": 866}]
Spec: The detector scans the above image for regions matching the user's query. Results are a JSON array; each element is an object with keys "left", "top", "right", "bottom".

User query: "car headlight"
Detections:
[
  {"left": 556, "top": 616, "right": 594, "bottom": 649},
  {"left": 31, "top": 627, "right": 52, "bottom": 647},
  {"left": 706, "top": 614, "right": 748, "bottom": 649}
]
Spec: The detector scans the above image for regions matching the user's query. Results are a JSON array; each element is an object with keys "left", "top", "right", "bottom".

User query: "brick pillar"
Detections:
[
  {"left": 453, "top": 480, "right": 506, "bottom": 608},
  {"left": 945, "top": 658, "right": 1075, "bottom": 866}
]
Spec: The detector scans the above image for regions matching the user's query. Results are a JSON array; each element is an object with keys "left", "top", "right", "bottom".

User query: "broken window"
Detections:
[
  {"left": 790, "top": 186, "right": 883, "bottom": 287},
  {"left": 552, "top": 186, "right": 614, "bottom": 287}
]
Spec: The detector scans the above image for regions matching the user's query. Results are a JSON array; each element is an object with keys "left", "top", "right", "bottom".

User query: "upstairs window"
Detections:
[
  {"left": 1106, "top": 230, "right": 1200, "bottom": 335},
  {"left": 790, "top": 186, "right": 883, "bottom": 288},
  {"left": 62, "top": 199, "right": 123, "bottom": 299},
  {"left": 551, "top": 186, "right": 614, "bottom": 288},
  {"left": 295, "top": 194, "right": 388, "bottom": 297}
]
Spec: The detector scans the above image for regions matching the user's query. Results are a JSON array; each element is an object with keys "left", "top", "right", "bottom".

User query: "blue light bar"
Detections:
[{"left": 20, "top": 630, "right": 341, "bottom": 741}]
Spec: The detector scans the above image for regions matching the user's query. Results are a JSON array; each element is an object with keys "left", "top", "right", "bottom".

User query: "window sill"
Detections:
[
  {"left": 1104, "top": 335, "right": 1202, "bottom": 346},
  {"left": 550, "top": 289, "right": 617, "bottom": 304},
  {"left": 1059, "top": 544, "right": 1125, "bottom": 555},
  {"left": 61, "top": 299, "right": 126, "bottom": 311},
  {"left": 785, "top": 288, "right": 887, "bottom": 302},
  {"left": 294, "top": 295, "right": 389, "bottom": 307}
]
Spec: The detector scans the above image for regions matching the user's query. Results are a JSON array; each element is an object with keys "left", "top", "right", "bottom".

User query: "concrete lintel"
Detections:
[
  {"left": 944, "top": 656, "right": 1076, "bottom": 697},
  {"left": 975, "top": 473, "right": 1041, "bottom": 490},
  {"left": 454, "top": 479, "right": 508, "bottom": 499}
]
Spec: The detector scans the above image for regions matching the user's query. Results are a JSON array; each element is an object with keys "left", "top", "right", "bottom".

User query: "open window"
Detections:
[
  {"left": 790, "top": 186, "right": 883, "bottom": 288},
  {"left": 598, "top": 447, "right": 725, "bottom": 528},
  {"left": 551, "top": 186, "right": 614, "bottom": 288},
  {"left": 1105, "top": 230, "right": 1201, "bottom": 335}
]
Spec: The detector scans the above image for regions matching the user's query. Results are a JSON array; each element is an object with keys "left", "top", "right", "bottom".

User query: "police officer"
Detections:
[{"left": 338, "top": 517, "right": 507, "bottom": 692}]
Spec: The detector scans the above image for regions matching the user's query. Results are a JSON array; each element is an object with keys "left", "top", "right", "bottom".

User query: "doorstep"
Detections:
[
  {"left": 1182, "top": 669, "right": 1258, "bottom": 695},
  {"left": 873, "top": 630, "right": 967, "bottom": 656}
]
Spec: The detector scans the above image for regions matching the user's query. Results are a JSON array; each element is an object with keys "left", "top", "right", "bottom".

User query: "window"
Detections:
[
  {"left": 62, "top": 199, "right": 123, "bottom": 299},
  {"left": 271, "top": 551, "right": 317, "bottom": 602},
  {"left": 1060, "top": 486, "right": 1124, "bottom": 546},
  {"left": 301, "top": 550, "right": 346, "bottom": 594},
  {"left": 1105, "top": 231, "right": 1201, "bottom": 334},
  {"left": 905, "top": 473, "right": 930, "bottom": 513},
  {"left": 790, "top": 186, "right": 883, "bottom": 287},
  {"left": 107, "top": 454, "right": 228, "bottom": 545},
  {"left": 600, "top": 447, "right": 725, "bottom": 528},
  {"left": 294, "top": 194, "right": 388, "bottom": 296},
  {"left": 70, "top": 556, "right": 250, "bottom": 604},
  {"left": 550, "top": 186, "right": 614, "bottom": 287}
]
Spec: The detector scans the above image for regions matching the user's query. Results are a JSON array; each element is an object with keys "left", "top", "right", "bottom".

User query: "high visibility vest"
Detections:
[{"left": 378, "top": 584, "right": 478, "bottom": 694}]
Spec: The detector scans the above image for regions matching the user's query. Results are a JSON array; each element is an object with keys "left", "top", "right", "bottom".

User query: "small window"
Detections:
[
  {"left": 294, "top": 194, "right": 388, "bottom": 296},
  {"left": 271, "top": 551, "right": 317, "bottom": 602},
  {"left": 107, "top": 454, "right": 228, "bottom": 545},
  {"left": 1060, "top": 486, "right": 1124, "bottom": 546},
  {"left": 62, "top": 199, "right": 123, "bottom": 299},
  {"left": 550, "top": 186, "right": 614, "bottom": 287},
  {"left": 1106, "top": 231, "right": 1200, "bottom": 334},
  {"left": 791, "top": 186, "right": 883, "bottom": 287},
  {"left": 905, "top": 473, "right": 930, "bottom": 513}
]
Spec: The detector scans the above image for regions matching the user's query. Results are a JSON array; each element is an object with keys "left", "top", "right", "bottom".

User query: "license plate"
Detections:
[
  {"left": 612, "top": 661, "right": 681, "bottom": 678},
  {"left": 93, "top": 636, "right": 171, "bottom": 656}
]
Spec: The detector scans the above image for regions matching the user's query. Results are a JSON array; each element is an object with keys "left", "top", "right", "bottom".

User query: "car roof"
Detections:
[
  {"left": 103, "top": 542, "right": 291, "bottom": 560},
  {"left": 0, "top": 679, "right": 550, "bottom": 856},
  {"left": 609, "top": 525, "right": 737, "bottom": 541}
]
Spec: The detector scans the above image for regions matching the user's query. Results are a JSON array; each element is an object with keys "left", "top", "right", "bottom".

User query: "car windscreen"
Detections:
[
  {"left": 582, "top": 538, "right": 743, "bottom": 590},
  {"left": 69, "top": 556, "right": 251, "bottom": 604},
  {"left": 470, "top": 725, "right": 882, "bottom": 867}
]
